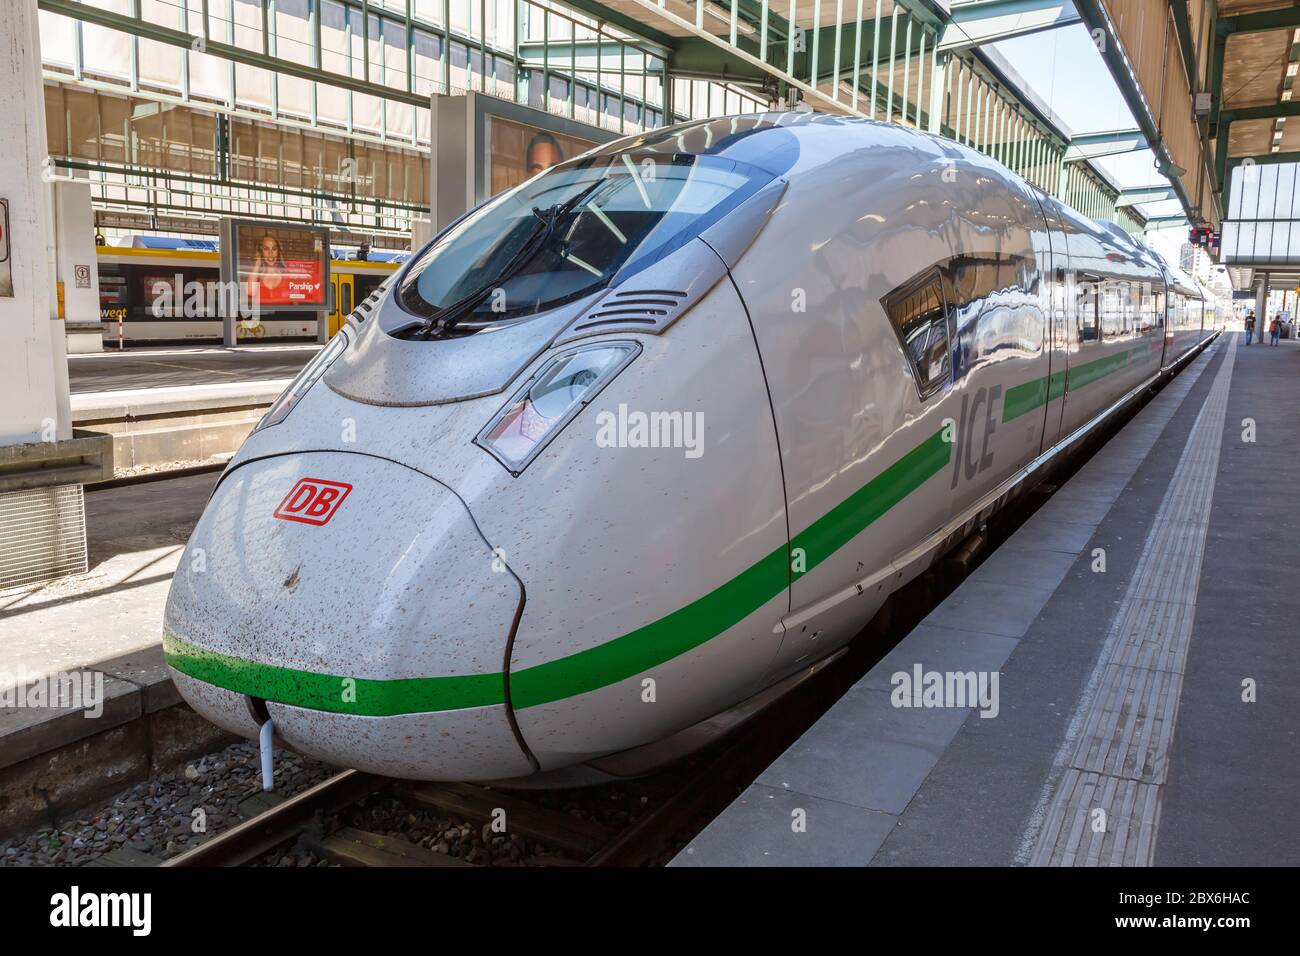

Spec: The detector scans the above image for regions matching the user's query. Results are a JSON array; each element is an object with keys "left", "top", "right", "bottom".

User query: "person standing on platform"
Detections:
[
  {"left": 1270, "top": 315, "right": 1281, "bottom": 346},
  {"left": 1245, "top": 311, "right": 1256, "bottom": 344}
]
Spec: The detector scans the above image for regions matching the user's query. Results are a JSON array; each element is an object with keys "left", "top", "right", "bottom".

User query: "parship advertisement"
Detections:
[{"left": 234, "top": 223, "right": 328, "bottom": 309}]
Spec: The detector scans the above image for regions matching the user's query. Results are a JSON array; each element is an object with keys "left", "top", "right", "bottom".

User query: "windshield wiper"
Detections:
[{"left": 406, "top": 178, "right": 606, "bottom": 340}]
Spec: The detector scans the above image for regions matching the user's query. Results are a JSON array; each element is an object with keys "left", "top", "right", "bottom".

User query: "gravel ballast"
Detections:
[{"left": 1, "top": 740, "right": 333, "bottom": 867}]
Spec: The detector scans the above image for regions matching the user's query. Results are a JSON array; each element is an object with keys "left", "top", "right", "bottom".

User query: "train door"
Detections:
[{"left": 329, "top": 273, "right": 354, "bottom": 337}]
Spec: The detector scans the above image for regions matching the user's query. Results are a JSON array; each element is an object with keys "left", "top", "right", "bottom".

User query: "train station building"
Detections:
[{"left": 0, "top": 0, "right": 1295, "bottom": 898}]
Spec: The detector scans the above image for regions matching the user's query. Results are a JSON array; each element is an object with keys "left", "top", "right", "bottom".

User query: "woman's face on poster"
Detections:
[
  {"left": 259, "top": 236, "right": 281, "bottom": 262},
  {"left": 527, "top": 139, "right": 563, "bottom": 175}
]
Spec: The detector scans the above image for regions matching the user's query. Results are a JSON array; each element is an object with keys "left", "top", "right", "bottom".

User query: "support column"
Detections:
[
  {"left": 52, "top": 179, "right": 104, "bottom": 355},
  {"left": 0, "top": 0, "right": 61, "bottom": 445},
  {"left": 1255, "top": 273, "right": 1270, "bottom": 345},
  {"left": 928, "top": 52, "right": 947, "bottom": 135}
]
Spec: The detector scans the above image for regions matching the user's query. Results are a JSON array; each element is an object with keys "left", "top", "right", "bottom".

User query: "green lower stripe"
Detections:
[
  {"left": 1003, "top": 341, "right": 1153, "bottom": 423},
  {"left": 1003, "top": 377, "right": 1049, "bottom": 423},
  {"left": 791, "top": 428, "right": 951, "bottom": 573},
  {"left": 509, "top": 545, "right": 791, "bottom": 709},
  {"left": 164, "top": 633, "right": 506, "bottom": 716},
  {"left": 166, "top": 427, "right": 951, "bottom": 716}
]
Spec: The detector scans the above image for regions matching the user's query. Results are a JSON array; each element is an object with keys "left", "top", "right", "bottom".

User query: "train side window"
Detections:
[
  {"left": 883, "top": 269, "right": 951, "bottom": 401},
  {"left": 1077, "top": 273, "right": 1100, "bottom": 343}
]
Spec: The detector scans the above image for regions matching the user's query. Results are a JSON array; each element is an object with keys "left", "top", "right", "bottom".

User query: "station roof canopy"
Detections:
[{"left": 1073, "top": 0, "right": 1300, "bottom": 231}]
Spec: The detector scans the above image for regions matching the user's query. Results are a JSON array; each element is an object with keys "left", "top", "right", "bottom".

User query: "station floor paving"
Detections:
[
  {"left": 676, "top": 332, "right": 1300, "bottom": 867},
  {"left": 68, "top": 344, "right": 316, "bottom": 394}
]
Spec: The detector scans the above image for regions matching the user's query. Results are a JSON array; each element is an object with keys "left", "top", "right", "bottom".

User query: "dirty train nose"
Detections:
[{"left": 162, "top": 451, "right": 534, "bottom": 780}]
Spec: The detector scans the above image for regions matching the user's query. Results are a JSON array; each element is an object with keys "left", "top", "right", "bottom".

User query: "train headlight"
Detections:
[
  {"left": 255, "top": 330, "right": 350, "bottom": 432},
  {"left": 476, "top": 341, "right": 640, "bottom": 474}
]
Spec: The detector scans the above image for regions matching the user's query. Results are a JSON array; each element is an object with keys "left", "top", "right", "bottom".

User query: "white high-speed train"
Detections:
[{"left": 163, "top": 113, "right": 1217, "bottom": 784}]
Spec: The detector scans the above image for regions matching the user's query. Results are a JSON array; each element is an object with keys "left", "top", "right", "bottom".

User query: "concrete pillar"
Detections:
[
  {"left": 1255, "top": 273, "right": 1270, "bottom": 345},
  {"left": 52, "top": 179, "right": 105, "bottom": 355},
  {"left": 0, "top": 0, "right": 65, "bottom": 445},
  {"left": 410, "top": 217, "right": 433, "bottom": 251}
]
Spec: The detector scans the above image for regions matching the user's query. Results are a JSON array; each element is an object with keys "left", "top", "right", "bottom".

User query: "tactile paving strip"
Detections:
[{"left": 1028, "top": 337, "right": 1237, "bottom": 866}]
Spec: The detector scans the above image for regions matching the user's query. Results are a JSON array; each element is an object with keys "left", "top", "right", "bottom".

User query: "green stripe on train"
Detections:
[
  {"left": 1003, "top": 341, "right": 1152, "bottom": 424},
  {"left": 165, "top": 427, "right": 953, "bottom": 715},
  {"left": 163, "top": 632, "right": 507, "bottom": 716}
]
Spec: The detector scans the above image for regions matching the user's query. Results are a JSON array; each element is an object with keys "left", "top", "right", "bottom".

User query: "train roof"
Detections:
[
  {"left": 106, "top": 234, "right": 407, "bottom": 265},
  {"left": 123, "top": 235, "right": 220, "bottom": 252}
]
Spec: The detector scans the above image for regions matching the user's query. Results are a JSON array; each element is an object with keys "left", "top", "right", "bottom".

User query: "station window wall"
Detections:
[
  {"left": 36, "top": 0, "right": 722, "bottom": 146},
  {"left": 37, "top": 0, "right": 770, "bottom": 234},
  {"left": 43, "top": 84, "right": 429, "bottom": 209}
]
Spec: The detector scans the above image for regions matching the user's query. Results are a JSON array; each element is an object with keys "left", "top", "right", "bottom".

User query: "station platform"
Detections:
[
  {"left": 68, "top": 346, "right": 314, "bottom": 473},
  {"left": 68, "top": 344, "right": 315, "bottom": 394},
  {"left": 675, "top": 332, "right": 1300, "bottom": 867}
]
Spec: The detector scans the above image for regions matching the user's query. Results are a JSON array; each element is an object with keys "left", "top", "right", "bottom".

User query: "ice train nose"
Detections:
[{"left": 163, "top": 451, "right": 532, "bottom": 780}]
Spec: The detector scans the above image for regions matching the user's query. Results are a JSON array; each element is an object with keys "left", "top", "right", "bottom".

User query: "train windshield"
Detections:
[{"left": 394, "top": 150, "right": 774, "bottom": 337}]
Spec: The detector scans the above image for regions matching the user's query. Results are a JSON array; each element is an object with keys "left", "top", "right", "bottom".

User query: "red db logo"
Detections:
[{"left": 274, "top": 477, "right": 352, "bottom": 526}]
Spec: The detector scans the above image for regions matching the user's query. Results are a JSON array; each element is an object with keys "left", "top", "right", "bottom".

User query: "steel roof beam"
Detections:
[
  {"left": 1072, "top": 0, "right": 1203, "bottom": 225},
  {"left": 1222, "top": 101, "right": 1300, "bottom": 124},
  {"left": 549, "top": 0, "right": 679, "bottom": 50},
  {"left": 1116, "top": 186, "right": 1176, "bottom": 207},
  {"left": 1217, "top": 6, "right": 1300, "bottom": 38},
  {"left": 1062, "top": 128, "right": 1146, "bottom": 163},
  {"left": 937, "top": 0, "right": 1080, "bottom": 53}
]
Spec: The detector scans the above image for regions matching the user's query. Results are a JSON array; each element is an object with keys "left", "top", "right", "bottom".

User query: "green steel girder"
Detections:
[
  {"left": 807, "top": 12, "right": 925, "bottom": 81},
  {"left": 554, "top": 0, "right": 679, "bottom": 49},
  {"left": 1116, "top": 185, "right": 1175, "bottom": 207},
  {"left": 517, "top": 39, "right": 662, "bottom": 72},
  {"left": 539, "top": 2, "right": 798, "bottom": 90},
  {"left": 1228, "top": 150, "right": 1300, "bottom": 171},
  {"left": 1216, "top": 101, "right": 1300, "bottom": 192},
  {"left": 892, "top": 0, "right": 948, "bottom": 32},
  {"left": 1209, "top": 3, "right": 1300, "bottom": 195},
  {"left": 1222, "top": 101, "right": 1300, "bottom": 125},
  {"left": 705, "top": 0, "right": 795, "bottom": 42},
  {"left": 1142, "top": 214, "right": 1190, "bottom": 232},
  {"left": 937, "top": 0, "right": 1080, "bottom": 54},
  {"left": 1062, "top": 128, "right": 1146, "bottom": 163},
  {"left": 1169, "top": 0, "right": 1198, "bottom": 97},
  {"left": 1217, "top": 5, "right": 1300, "bottom": 38},
  {"left": 1072, "top": 0, "right": 1203, "bottom": 223},
  {"left": 671, "top": 37, "right": 774, "bottom": 86}
]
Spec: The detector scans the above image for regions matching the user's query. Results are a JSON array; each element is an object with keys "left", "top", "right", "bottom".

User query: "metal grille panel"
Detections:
[{"left": 0, "top": 484, "right": 89, "bottom": 592}]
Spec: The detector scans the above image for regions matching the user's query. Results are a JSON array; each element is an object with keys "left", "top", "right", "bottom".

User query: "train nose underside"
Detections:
[{"left": 162, "top": 451, "right": 536, "bottom": 780}]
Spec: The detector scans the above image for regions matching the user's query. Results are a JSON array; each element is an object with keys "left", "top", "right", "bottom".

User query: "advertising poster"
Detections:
[
  {"left": 485, "top": 115, "right": 597, "bottom": 196},
  {"left": 233, "top": 222, "right": 328, "bottom": 310},
  {"left": 98, "top": 273, "right": 127, "bottom": 322}
]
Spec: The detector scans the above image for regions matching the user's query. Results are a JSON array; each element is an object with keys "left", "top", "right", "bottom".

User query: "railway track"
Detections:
[{"left": 161, "top": 738, "right": 769, "bottom": 868}]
